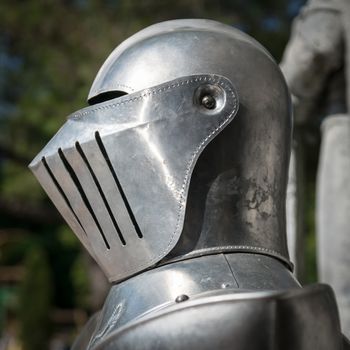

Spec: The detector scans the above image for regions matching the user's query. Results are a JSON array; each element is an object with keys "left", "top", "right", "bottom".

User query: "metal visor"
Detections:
[{"left": 29, "top": 74, "right": 239, "bottom": 282}]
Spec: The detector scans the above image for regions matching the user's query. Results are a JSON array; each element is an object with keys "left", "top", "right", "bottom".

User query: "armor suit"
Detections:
[{"left": 29, "top": 19, "right": 348, "bottom": 349}]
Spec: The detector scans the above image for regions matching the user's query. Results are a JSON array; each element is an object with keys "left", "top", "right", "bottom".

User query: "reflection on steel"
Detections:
[
  {"left": 30, "top": 74, "right": 238, "bottom": 282},
  {"left": 30, "top": 18, "right": 293, "bottom": 282},
  {"left": 94, "top": 284, "right": 344, "bottom": 350},
  {"left": 84, "top": 253, "right": 299, "bottom": 350}
]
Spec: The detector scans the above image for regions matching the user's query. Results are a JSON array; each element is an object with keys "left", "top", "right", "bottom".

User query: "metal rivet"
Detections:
[
  {"left": 201, "top": 95, "right": 216, "bottom": 109},
  {"left": 175, "top": 294, "right": 189, "bottom": 303}
]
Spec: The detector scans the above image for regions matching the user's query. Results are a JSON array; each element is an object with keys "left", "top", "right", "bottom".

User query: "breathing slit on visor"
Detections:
[
  {"left": 75, "top": 142, "right": 126, "bottom": 246},
  {"left": 41, "top": 156, "right": 87, "bottom": 235},
  {"left": 40, "top": 133, "right": 144, "bottom": 250},
  {"left": 57, "top": 148, "right": 111, "bottom": 249},
  {"left": 95, "top": 131, "right": 143, "bottom": 239}
]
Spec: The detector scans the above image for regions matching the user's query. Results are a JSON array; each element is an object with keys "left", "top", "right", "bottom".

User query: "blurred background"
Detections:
[{"left": 0, "top": 0, "right": 319, "bottom": 349}]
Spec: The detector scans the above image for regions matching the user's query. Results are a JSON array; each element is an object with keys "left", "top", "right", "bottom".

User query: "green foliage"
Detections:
[
  {"left": 1, "top": 162, "right": 43, "bottom": 201},
  {"left": 46, "top": 229, "right": 81, "bottom": 309},
  {"left": 18, "top": 246, "right": 53, "bottom": 350},
  {"left": 0, "top": 239, "right": 30, "bottom": 266},
  {"left": 71, "top": 254, "right": 91, "bottom": 310},
  {"left": 0, "top": 286, "right": 17, "bottom": 335}
]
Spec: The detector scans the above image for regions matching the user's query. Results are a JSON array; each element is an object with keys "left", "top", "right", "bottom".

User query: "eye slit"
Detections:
[{"left": 88, "top": 90, "right": 128, "bottom": 105}]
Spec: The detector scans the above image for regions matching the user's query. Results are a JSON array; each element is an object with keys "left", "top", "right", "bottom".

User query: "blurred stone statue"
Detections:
[{"left": 281, "top": 0, "right": 350, "bottom": 337}]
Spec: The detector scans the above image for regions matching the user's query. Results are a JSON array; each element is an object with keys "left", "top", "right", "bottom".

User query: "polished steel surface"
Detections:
[
  {"left": 29, "top": 74, "right": 238, "bottom": 281},
  {"left": 73, "top": 253, "right": 299, "bottom": 349},
  {"left": 90, "top": 18, "right": 292, "bottom": 273},
  {"left": 94, "top": 284, "right": 344, "bottom": 350},
  {"left": 30, "top": 19, "right": 293, "bottom": 282},
  {"left": 88, "top": 19, "right": 273, "bottom": 99}
]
